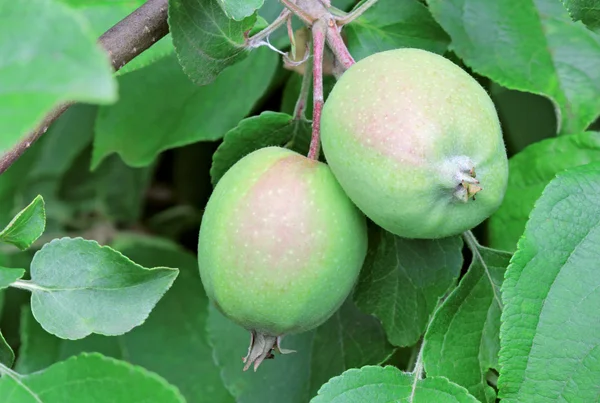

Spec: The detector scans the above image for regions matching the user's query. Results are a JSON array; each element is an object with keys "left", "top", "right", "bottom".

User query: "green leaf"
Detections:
[
  {"left": 61, "top": 147, "right": 153, "bottom": 224},
  {"left": 15, "top": 305, "right": 122, "bottom": 374},
  {"left": 15, "top": 233, "right": 233, "bottom": 403},
  {"left": 498, "top": 162, "right": 600, "bottom": 402},
  {"left": 311, "top": 366, "right": 480, "bottom": 403},
  {"left": 353, "top": 227, "right": 463, "bottom": 347},
  {"left": 0, "top": 353, "right": 185, "bottom": 403},
  {"left": 0, "top": 267, "right": 25, "bottom": 291},
  {"left": 423, "top": 240, "right": 511, "bottom": 402},
  {"left": 25, "top": 237, "right": 178, "bottom": 340},
  {"left": 219, "top": 0, "right": 264, "bottom": 21},
  {"left": 93, "top": 48, "right": 278, "bottom": 168},
  {"left": 169, "top": 0, "right": 256, "bottom": 85},
  {"left": 207, "top": 297, "right": 393, "bottom": 402},
  {"left": 562, "top": 0, "right": 600, "bottom": 32},
  {"left": 345, "top": 0, "right": 450, "bottom": 61},
  {"left": 488, "top": 131, "right": 600, "bottom": 252},
  {"left": 210, "top": 111, "right": 311, "bottom": 185},
  {"left": 426, "top": 0, "right": 600, "bottom": 134},
  {"left": 490, "top": 83, "right": 557, "bottom": 154},
  {"left": 0, "top": 196, "right": 46, "bottom": 250},
  {"left": 308, "top": 298, "right": 395, "bottom": 397},
  {"left": 0, "top": 329, "right": 14, "bottom": 367},
  {"left": 0, "top": 0, "right": 117, "bottom": 154}
]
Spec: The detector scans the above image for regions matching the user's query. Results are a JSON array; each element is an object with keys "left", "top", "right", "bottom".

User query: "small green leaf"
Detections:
[
  {"left": 219, "top": 0, "right": 265, "bottom": 21},
  {"left": 0, "top": 329, "right": 14, "bottom": 367},
  {"left": 499, "top": 162, "right": 600, "bottom": 402},
  {"left": 15, "top": 234, "right": 232, "bottom": 403},
  {"left": 488, "top": 131, "right": 600, "bottom": 252},
  {"left": 0, "top": 195, "right": 46, "bottom": 250},
  {"left": 562, "top": 0, "right": 600, "bottom": 32},
  {"left": 423, "top": 241, "right": 512, "bottom": 402},
  {"left": 426, "top": 0, "right": 600, "bottom": 134},
  {"left": 26, "top": 237, "right": 178, "bottom": 340},
  {"left": 169, "top": 0, "right": 256, "bottom": 85},
  {"left": 0, "top": 0, "right": 117, "bottom": 154},
  {"left": 353, "top": 227, "right": 463, "bottom": 347},
  {"left": 93, "top": 49, "right": 278, "bottom": 168},
  {"left": 345, "top": 0, "right": 450, "bottom": 61},
  {"left": 0, "top": 267, "right": 25, "bottom": 291},
  {"left": 0, "top": 353, "right": 185, "bottom": 403},
  {"left": 311, "top": 365, "right": 479, "bottom": 403},
  {"left": 210, "top": 111, "right": 311, "bottom": 185}
]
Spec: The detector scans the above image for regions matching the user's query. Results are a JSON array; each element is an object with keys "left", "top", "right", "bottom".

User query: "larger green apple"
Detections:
[
  {"left": 320, "top": 48, "right": 509, "bottom": 239},
  {"left": 198, "top": 146, "right": 367, "bottom": 371}
]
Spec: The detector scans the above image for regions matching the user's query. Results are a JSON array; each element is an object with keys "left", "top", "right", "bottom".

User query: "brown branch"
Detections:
[{"left": 0, "top": 0, "right": 170, "bottom": 176}]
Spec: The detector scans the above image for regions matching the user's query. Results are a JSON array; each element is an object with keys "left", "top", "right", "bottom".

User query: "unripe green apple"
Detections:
[
  {"left": 198, "top": 146, "right": 367, "bottom": 371},
  {"left": 320, "top": 48, "right": 509, "bottom": 239}
]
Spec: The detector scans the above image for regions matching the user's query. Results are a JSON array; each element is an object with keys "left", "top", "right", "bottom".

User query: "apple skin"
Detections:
[
  {"left": 320, "top": 48, "right": 509, "bottom": 239},
  {"left": 198, "top": 146, "right": 367, "bottom": 337}
]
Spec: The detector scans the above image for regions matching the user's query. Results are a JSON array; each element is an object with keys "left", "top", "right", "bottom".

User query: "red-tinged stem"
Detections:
[
  {"left": 307, "top": 20, "right": 326, "bottom": 161},
  {"left": 325, "top": 20, "right": 355, "bottom": 70},
  {"left": 335, "top": 0, "right": 378, "bottom": 26}
]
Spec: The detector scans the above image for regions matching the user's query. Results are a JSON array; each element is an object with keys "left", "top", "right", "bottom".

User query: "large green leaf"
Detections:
[
  {"left": 353, "top": 227, "right": 463, "bottom": 347},
  {"left": 498, "top": 162, "right": 600, "bottom": 402},
  {"left": 23, "top": 237, "right": 178, "bottom": 339},
  {"left": 169, "top": 0, "right": 256, "bottom": 85},
  {"left": 423, "top": 239, "right": 511, "bottom": 402},
  {"left": 0, "top": 195, "right": 45, "bottom": 250},
  {"left": 0, "top": 0, "right": 117, "bottom": 154},
  {"left": 0, "top": 353, "right": 185, "bottom": 402},
  {"left": 562, "top": 0, "right": 600, "bottom": 32},
  {"left": 345, "top": 0, "right": 450, "bottom": 61},
  {"left": 427, "top": 0, "right": 600, "bottom": 134},
  {"left": 210, "top": 111, "right": 311, "bottom": 185},
  {"left": 0, "top": 329, "right": 14, "bottom": 367},
  {"left": 15, "top": 234, "right": 232, "bottom": 403},
  {"left": 488, "top": 132, "right": 600, "bottom": 251},
  {"left": 311, "top": 365, "right": 479, "bottom": 403},
  {"left": 93, "top": 48, "right": 278, "bottom": 168},
  {"left": 207, "top": 297, "right": 394, "bottom": 402},
  {"left": 61, "top": 147, "right": 153, "bottom": 224}
]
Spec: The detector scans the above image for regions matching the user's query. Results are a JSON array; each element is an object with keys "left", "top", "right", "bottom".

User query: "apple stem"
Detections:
[
  {"left": 325, "top": 20, "right": 355, "bottom": 70},
  {"left": 335, "top": 0, "right": 379, "bottom": 26},
  {"left": 293, "top": 39, "right": 313, "bottom": 120},
  {"left": 308, "top": 20, "right": 326, "bottom": 160}
]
